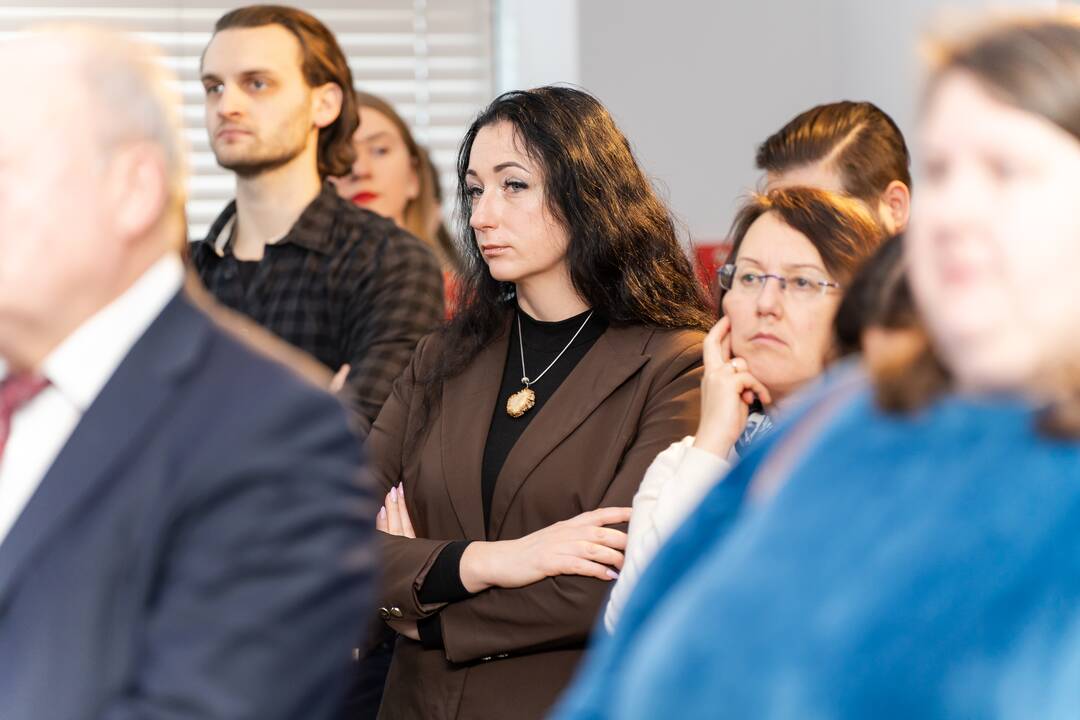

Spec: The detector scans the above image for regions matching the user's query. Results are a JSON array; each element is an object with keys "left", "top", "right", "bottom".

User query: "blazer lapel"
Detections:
[
  {"left": 439, "top": 320, "right": 511, "bottom": 540},
  {"left": 0, "top": 292, "right": 209, "bottom": 604},
  {"left": 488, "top": 325, "right": 650, "bottom": 539}
]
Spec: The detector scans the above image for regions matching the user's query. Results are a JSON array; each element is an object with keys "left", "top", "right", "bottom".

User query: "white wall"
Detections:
[
  {"left": 496, "top": 0, "right": 580, "bottom": 91},
  {"left": 574, "top": 0, "right": 1057, "bottom": 243}
]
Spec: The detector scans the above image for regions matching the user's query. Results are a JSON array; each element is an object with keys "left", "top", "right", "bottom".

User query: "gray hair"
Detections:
[{"left": 20, "top": 26, "right": 188, "bottom": 212}]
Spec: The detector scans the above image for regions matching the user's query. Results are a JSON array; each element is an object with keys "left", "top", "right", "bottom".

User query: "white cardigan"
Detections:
[
  {"left": 602, "top": 364, "right": 861, "bottom": 633},
  {"left": 603, "top": 420, "right": 760, "bottom": 632}
]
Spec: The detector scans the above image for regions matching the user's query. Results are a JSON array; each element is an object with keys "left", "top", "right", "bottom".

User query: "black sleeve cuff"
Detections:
[
  {"left": 417, "top": 613, "right": 444, "bottom": 650},
  {"left": 417, "top": 540, "right": 474, "bottom": 604}
]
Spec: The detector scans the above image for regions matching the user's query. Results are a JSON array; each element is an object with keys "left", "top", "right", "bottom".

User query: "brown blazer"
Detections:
[{"left": 367, "top": 318, "right": 704, "bottom": 720}]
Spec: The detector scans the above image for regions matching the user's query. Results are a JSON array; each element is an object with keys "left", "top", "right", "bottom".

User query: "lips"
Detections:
[
  {"left": 939, "top": 262, "right": 981, "bottom": 286},
  {"left": 749, "top": 332, "right": 787, "bottom": 347},
  {"left": 480, "top": 243, "right": 510, "bottom": 257},
  {"left": 215, "top": 126, "right": 251, "bottom": 141},
  {"left": 352, "top": 192, "right": 379, "bottom": 204}
]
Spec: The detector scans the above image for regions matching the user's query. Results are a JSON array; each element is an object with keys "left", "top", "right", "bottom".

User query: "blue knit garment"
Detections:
[{"left": 556, "top": 390, "right": 1080, "bottom": 720}]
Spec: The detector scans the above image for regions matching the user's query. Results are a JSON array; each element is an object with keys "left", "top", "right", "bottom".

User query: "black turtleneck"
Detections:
[
  {"left": 481, "top": 306, "right": 607, "bottom": 528},
  {"left": 415, "top": 306, "right": 607, "bottom": 646}
]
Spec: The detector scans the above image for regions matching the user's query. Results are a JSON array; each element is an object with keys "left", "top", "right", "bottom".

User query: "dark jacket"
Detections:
[{"left": 0, "top": 290, "right": 376, "bottom": 720}]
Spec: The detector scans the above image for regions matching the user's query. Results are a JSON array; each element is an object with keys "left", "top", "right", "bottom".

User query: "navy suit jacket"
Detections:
[{"left": 0, "top": 290, "right": 376, "bottom": 720}]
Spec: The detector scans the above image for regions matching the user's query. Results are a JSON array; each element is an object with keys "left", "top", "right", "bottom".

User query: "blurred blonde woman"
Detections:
[{"left": 333, "top": 91, "right": 461, "bottom": 277}]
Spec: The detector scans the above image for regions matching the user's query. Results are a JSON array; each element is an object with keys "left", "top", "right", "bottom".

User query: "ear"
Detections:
[
  {"left": 105, "top": 142, "right": 169, "bottom": 245},
  {"left": 877, "top": 180, "right": 911, "bottom": 235},
  {"left": 311, "top": 82, "right": 344, "bottom": 130}
]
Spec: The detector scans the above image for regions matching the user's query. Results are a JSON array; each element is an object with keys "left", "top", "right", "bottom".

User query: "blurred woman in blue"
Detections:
[{"left": 556, "top": 13, "right": 1080, "bottom": 719}]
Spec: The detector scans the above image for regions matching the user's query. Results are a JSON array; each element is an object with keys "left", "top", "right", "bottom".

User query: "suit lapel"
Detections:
[
  {"left": 488, "top": 325, "right": 650, "bottom": 539},
  {"left": 0, "top": 292, "right": 209, "bottom": 604},
  {"left": 439, "top": 320, "right": 511, "bottom": 540}
]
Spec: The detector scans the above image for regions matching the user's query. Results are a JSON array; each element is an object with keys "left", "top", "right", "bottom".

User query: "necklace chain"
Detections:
[{"left": 517, "top": 310, "right": 594, "bottom": 387}]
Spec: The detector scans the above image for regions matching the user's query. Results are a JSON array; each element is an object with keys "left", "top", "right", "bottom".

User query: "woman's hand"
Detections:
[
  {"left": 693, "top": 317, "right": 772, "bottom": 458},
  {"left": 376, "top": 483, "right": 416, "bottom": 538},
  {"left": 458, "top": 506, "right": 632, "bottom": 593},
  {"left": 378, "top": 487, "right": 423, "bottom": 639},
  {"left": 375, "top": 486, "right": 422, "bottom": 640}
]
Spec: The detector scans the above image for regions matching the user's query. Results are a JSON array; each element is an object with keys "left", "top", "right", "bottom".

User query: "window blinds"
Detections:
[{"left": 0, "top": 1, "right": 495, "bottom": 238}]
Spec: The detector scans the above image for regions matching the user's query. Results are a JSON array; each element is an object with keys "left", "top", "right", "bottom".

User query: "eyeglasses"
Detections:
[{"left": 717, "top": 263, "right": 842, "bottom": 299}]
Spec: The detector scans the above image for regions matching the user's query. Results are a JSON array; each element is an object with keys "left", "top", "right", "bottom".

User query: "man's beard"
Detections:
[{"left": 213, "top": 128, "right": 309, "bottom": 178}]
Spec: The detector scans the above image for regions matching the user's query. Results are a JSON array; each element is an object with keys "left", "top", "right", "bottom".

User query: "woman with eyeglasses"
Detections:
[{"left": 604, "top": 186, "right": 885, "bottom": 631}]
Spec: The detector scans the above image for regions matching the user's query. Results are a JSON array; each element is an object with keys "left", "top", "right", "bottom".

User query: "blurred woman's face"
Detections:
[
  {"left": 909, "top": 71, "right": 1080, "bottom": 392},
  {"left": 721, "top": 212, "right": 844, "bottom": 402},
  {"left": 332, "top": 106, "right": 419, "bottom": 227},
  {"left": 465, "top": 121, "right": 570, "bottom": 288}
]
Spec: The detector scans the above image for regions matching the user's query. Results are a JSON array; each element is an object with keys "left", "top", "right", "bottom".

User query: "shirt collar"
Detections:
[
  {"left": 206, "top": 181, "right": 342, "bottom": 257},
  {"left": 39, "top": 254, "right": 185, "bottom": 412}
]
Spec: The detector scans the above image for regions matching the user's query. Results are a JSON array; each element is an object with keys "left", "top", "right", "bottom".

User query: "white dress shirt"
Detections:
[{"left": 0, "top": 254, "right": 184, "bottom": 545}]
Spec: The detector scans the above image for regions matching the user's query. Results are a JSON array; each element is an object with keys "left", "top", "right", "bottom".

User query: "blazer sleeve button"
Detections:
[
  {"left": 389, "top": 606, "right": 404, "bottom": 618},
  {"left": 378, "top": 607, "right": 391, "bottom": 620}
]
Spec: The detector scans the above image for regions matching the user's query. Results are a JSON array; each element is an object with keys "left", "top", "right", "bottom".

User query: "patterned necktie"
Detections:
[
  {"left": 734, "top": 413, "right": 774, "bottom": 456},
  {"left": 0, "top": 373, "right": 50, "bottom": 462}
]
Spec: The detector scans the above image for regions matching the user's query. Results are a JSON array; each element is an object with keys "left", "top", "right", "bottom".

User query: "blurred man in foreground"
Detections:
[{"left": 0, "top": 26, "right": 374, "bottom": 720}]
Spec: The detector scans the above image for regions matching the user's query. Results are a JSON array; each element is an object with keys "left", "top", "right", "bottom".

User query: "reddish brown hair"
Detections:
[
  {"left": 756, "top": 101, "right": 911, "bottom": 204},
  {"left": 720, "top": 187, "right": 887, "bottom": 311}
]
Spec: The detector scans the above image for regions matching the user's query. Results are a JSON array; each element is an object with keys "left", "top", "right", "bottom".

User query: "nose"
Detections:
[
  {"left": 216, "top": 83, "right": 244, "bottom": 118},
  {"left": 469, "top": 189, "right": 497, "bottom": 232},
  {"left": 351, "top": 146, "right": 373, "bottom": 180},
  {"left": 920, "top": 158, "right": 997, "bottom": 247},
  {"left": 754, "top": 276, "right": 784, "bottom": 318}
]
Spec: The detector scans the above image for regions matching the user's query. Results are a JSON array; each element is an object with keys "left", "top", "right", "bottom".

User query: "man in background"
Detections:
[{"left": 192, "top": 5, "right": 444, "bottom": 435}]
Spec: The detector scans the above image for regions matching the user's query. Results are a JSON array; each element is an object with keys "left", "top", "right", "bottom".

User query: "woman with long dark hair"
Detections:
[{"left": 364, "top": 86, "right": 712, "bottom": 719}]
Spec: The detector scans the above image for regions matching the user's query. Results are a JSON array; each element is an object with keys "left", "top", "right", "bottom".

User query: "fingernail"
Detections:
[
  {"left": 398, "top": 482, "right": 404, "bottom": 497},
  {"left": 606, "top": 569, "right": 619, "bottom": 580},
  {"left": 378, "top": 507, "right": 386, "bottom": 519},
  {"left": 390, "top": 487, "right": 398, "bottom": 503}
]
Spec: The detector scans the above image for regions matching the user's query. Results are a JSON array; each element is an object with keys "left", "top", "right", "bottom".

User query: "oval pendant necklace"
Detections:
[{"left": 505, "top": 310, "right": 594, "bottom": 418}]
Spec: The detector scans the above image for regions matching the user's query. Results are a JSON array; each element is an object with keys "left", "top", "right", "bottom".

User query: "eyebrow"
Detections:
[
  {"left": 785, "top": 262, "right": 829, "bottom": 273},
  {"left": 200, "top": 68, "right": 277, "bottom": 83},
  {"left": 737, "top": 256, "right": 828, "bottom": 273},
  {"left": 359, "top": 131, "right": 392, "bottom": 143},
  {"left": 465, "top": 161, "right": 532, "bottom": 179}
]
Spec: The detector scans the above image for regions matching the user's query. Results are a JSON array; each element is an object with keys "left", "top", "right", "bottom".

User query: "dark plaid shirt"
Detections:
[{"left": 191, "top": 183, "right": 444, "bottom": 435}]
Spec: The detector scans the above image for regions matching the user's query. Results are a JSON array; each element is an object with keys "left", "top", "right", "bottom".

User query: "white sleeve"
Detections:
[{"left": 603, "top": 436, "right": 731, "bottom": 633}]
